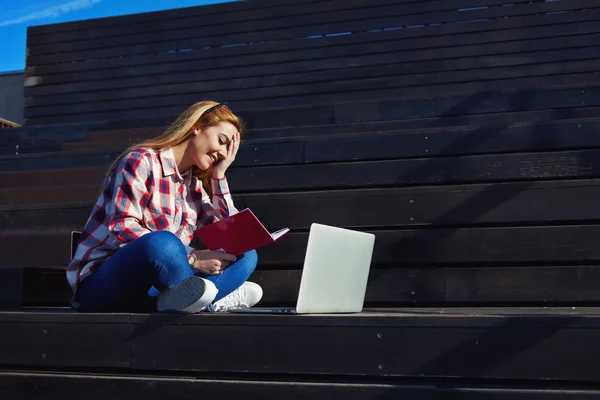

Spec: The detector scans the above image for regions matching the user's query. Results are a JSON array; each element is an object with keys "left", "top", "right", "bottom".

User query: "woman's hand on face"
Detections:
[
  {"left": 191, "top": 249, "right": 237, "bottom": 275},
  {"left": 212, "top": 131, "right": 240, "bottom": 179}
]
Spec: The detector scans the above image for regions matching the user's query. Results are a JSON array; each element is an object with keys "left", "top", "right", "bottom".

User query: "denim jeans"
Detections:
[{"left": 76, "top": 230, "right": 258, "bottom": 312}]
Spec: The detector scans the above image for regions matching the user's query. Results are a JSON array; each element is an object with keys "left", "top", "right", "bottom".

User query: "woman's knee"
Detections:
[
  {"left": 236, "top": 249, "right": 258, "bottom": 274},
  {"left": 140, "top": 230, "right": 185, "bottom": 260},
  {"left": 139, "top": 230, "right": 193, "bottom": 287}
]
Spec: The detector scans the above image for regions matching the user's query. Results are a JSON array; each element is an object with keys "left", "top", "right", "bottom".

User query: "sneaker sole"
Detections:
[{"left": 157, "top": 277, "right": 218, "bottom": 313}]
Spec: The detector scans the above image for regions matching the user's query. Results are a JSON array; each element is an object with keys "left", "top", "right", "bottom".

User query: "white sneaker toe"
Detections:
[
  {"left": 243, "top": 281, "right": 263, "bottom": 308},
  {"left": 209, "top": 281, "right": 263, "bottom": 312}
]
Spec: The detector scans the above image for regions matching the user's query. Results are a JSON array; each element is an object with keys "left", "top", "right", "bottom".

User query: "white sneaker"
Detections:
[
  {"left": 208, "top": 281, "right": 263, "bottom": 312},
  {"left": 157, "top": 276, "right": 218, "bottom": 313}
]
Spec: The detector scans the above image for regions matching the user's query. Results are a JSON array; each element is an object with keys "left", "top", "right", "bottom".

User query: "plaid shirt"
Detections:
[{"left": 66, "top": 147, "right": 238, "bottom": 294}]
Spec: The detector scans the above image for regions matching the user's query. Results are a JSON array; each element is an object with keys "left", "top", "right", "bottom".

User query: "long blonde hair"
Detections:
[{"left": 103, "top": 100, "right": 244, "bottom": 196}]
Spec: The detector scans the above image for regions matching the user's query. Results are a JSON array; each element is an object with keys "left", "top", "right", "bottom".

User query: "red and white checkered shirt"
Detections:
[{"left": 66, "top": 147, "right": 238, "bottom": 294}]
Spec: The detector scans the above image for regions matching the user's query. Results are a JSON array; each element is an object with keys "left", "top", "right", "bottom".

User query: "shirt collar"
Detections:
[{"left": 159, "top": 148, "right": 184, "bottom": 180}]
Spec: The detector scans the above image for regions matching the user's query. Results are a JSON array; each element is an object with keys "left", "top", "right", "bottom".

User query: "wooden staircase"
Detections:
[{"left": 2, "top": 0, "right": 600, "bottom": 398}]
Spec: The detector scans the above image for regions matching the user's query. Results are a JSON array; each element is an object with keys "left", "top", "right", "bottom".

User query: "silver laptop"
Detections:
[{"left": 231, "top": 223, "right": 376, "bottom": 314}]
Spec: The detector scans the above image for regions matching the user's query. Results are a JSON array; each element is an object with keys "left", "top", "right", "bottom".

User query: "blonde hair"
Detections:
[{"left": 103, "top": 100, "right": 244, "bottom": 196}]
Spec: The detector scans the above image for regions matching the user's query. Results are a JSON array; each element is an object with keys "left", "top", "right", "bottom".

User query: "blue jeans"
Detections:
[{"left": 76, "top": 230, "right": 258, "bottom": 312}]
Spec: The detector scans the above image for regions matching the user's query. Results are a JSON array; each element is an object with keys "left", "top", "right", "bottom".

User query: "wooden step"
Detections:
[
  {"left": 0, "top": 143, "right": 62, "bottom": 156},
  {"left": 1, "top": 307, "right": 599, "bottom": 382},
  {"left": 0, "top": 124, "right": 92, "bottom": 147},
  {"left": 3, "top": 178, "right": 600, "bottom": 229},
  {"left": 20, "top": 264, "right": 600, "bottom": 308},
  {"left": 0, "top": 231, "right": 72, "bottom": 268},
  {"left": 8, "top": 224, "right": 600, "bottom": 305},
  {"left": 61, "top": 141, "right": 133, "bottom": 152},
  {"left": 4, "top": 142, "right": 600, "bottom": 193},
  {"left": 0, "top": 167, "right": 106, "bottom": 189},
  {"left": 0, "top": 203, "right": 92, "bottom": 231},
  {"left": 4, "top": 117, "right": 600, "bottom": 175},
  {"left": 10, "top": 214, "right": 600, "bottom": 269},
  {"left": 84, "top": 127, "right": 165, "bottom": 143},
  {"left": 0, "top": 149, "right": 121, "bottom": 172},
  {"left": 0, "top": 185, "right": 99, "bottom": 206},
  {"left": 4, "top": 370, "right": 598, "bottom": 400}
]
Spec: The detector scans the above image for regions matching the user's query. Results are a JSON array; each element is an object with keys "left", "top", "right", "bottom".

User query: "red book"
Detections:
[{"left": 194, "top": 208, "right": 289, "bottom": 256}]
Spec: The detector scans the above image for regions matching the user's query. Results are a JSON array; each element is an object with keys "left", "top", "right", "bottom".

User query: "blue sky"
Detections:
[{"left": 0, "top": 0, "right": 235, "bottom": 73}]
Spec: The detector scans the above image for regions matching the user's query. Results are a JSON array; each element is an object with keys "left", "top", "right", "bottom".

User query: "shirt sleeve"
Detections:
[
  {"left": 195, "top": 176, "right": 239, "bottom": 227},
  {"left": 105, "top": 150, "right": 154, "bottom": 246}
]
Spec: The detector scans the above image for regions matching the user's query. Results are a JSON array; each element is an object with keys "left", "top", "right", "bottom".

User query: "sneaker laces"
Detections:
[{"left": 208, "top": 286, "right": 248, "bottom": 312}]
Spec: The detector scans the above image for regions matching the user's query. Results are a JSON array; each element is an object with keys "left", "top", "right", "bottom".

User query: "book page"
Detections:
[{"left": 270, "top": 227, "right": 290, "bottom": 240}]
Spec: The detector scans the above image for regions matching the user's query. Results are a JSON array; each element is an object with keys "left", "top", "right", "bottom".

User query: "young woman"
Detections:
[{"left": 67, "top": 101, "right": 262, "bottom": 313}]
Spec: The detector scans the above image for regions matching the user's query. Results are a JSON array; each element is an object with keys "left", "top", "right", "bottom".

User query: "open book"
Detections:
[{"left": 194, "top": 208, "right": 289, "bottom": 256}]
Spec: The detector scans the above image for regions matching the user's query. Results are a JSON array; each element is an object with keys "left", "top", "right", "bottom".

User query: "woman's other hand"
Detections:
[{"left": 191, "top": 249, "right": 237, "bottom": 275}]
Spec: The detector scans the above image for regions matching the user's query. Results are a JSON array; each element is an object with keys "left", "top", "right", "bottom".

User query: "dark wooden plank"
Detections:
[
  {"left": 22, "top": 99, "right": 335, "bottom": 128},
  {"left": 228, "top": 148, "right": 600, "bottom": 193},
  {"left": 304, "top": 120, "right": 600, "bottom": 163},
  {"left": 5, "top": 139, "right": 600, "bottom": 190},
  {"left": 22, "top": 84, "right": 597, "bottom": 131},
  {"left": 7, "top": 225, "right": 600, "bottom": 268},
  {"left": 2, "top": 308, "right": 600, "bottom": 386},
  {"left": 0, "top": 185, "right": 99, "bottom": 206},
  {"left": 5, "top": 306, "right": 600, "bottom": 322},
  {"left": 0, "top": 266, "right": 23, "bottom": 310},
  {"left": 26, "top": 0, "right": 335, "bottom": 38},
  {"left": 0, "top": 138, "right": 304, "bottom": 171},
  {"left": 21, "top": 68, "right": 600, "bottom": 121},
  {"left": 25, "top": 40, "right": 600, "bottom": 104},
  {"left": 239, "top": 180, "right": 600, "bottom": 230},
  {"left": 333, "top": 85, "right": 594, "bottom": 125},
  {"left": 255, "top": 226, "right": 600, "bottom": 266},
  {"left": 252, "top": 266, "right": 600, "bottom": 305},
  {"left": 58, "top": 140, "right": 155, "bottom": 152},
  {"left": 26, "top": 0, "right": 538, "bottom": 49},
  {"left": 0, "top": 150, "right": 122, "bottom": 172},
  {"left": 0, "top": 204, "right": 93, "bottom": 231},
  {"left": 26, "top": 0, "right": 496, "bottom": 50},
  {"left": 0, "top": 231, "right": 72, "bottom": 268},
  {"left": 3, "top": 371, "right": 600, "bottom": 400},
  {"left": 0, "top": 319, "right": 130, "bottom": 368},
  {"left": 27, "top": 0, "right": 594, "bottom": 65},
  {"left": 26, "top": 0, "right": 576, "bottom": 57},
  {"left": 54, "top": 105, "right": 335, "bottom": 138},
  {"left": 0, "top": 125, "right": 91, "bottom": 147},
  {"left": 5, "top": 117, "right": 600, "bottom": 172},
  {"left": 84, "top": 126, "right": 163, "bottom": 142},
  {"left": 0, "top": 166, "right": 107, "bottom": 190},
  {"left": 28, "top": 6, "right": 600, "bottom": 78},
  {"left": 61, "top": 110, "right": 600, "bottom": 149},
  {"left": 23, "top": 73, "right": 598, "bottom": 124},
  {"left": 23, "top": 2, "right": 600, "bottom": 81},
  {"left": 0, "top": 310, "right": 133, "bottom": 323},
  {"left": 0, "top": 143, "right": 63, "bottom": 155},
  {"left": 0, "top": 146, "right": 18, "bottom": 156},
  {"left": 22, "top": 268, "right": 72, "bottom": 307},
  {"left": 130, "top": 311, "right": 600, "bottom": 380},
  {"left": 5, "top": 180, "right": 600, "bottom": 231},
  {"left": 30, "top": 30, "right": 600, "bottom": 93},
  {"left": 245, "top": 105, "right": 600, "bottom": 136},
  {"left": 3, "top": 145, "right": 600, "bottom": 191},
  {"left": 20, "top": 264, "right": 600, "bottom": 308}
]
